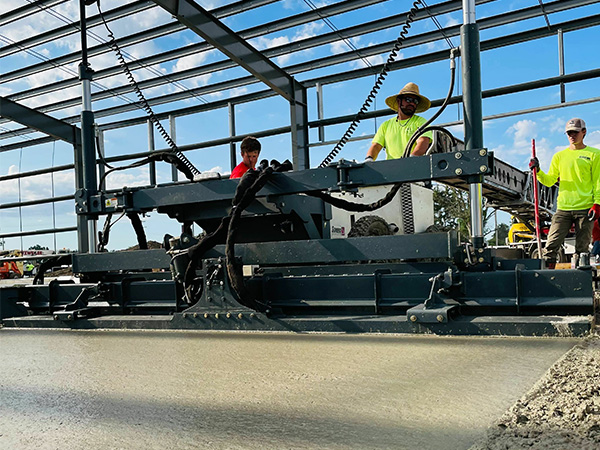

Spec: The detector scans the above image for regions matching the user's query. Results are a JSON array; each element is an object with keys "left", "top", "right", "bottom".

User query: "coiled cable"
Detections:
[
  {"left": 96, "top": 2, "right": 200, "bottom": 181},
  {"left": 318, "top": 0, "right": 423, "bottom": 168}
]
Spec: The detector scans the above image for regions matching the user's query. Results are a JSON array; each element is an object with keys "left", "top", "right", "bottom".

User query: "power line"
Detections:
[
  {"left": 0, "top": 33, "right": 137, "bottom": 106},
  {"left": 302, "top": 0, "right": 374, "bottom": 68},
  {"left": 420, "top": 0, "right": 454, "bottom": 49},
  {"left": 22, "top": 0, "right": 208, "bottom": 105},
  {"left": 537, "top": 0, "right": 552, "bottom": 30}
]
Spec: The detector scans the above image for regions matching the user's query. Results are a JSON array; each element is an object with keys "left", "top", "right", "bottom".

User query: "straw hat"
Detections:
[{"left": 385, "top": 82, "right": 431, "bottom": 113}]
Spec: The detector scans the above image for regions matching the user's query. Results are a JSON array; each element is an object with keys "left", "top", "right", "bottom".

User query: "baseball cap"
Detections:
[{"left": 565, "top": 118, "right": 586, "bottom": 132}]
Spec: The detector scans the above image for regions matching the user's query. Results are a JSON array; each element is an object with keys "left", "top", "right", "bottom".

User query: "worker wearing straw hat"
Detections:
[{"left": 365, "top": 82, "right": 433, "bottom": 161}]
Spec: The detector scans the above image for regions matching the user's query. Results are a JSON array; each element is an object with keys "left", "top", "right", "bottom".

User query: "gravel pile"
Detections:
[{"left": 470, "top": 334, "right": 600, "bottom": 450}]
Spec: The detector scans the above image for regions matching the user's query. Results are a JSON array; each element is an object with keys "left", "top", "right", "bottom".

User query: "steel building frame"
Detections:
[{"left": 0, "top": 0, "right": 599, "bottom": 245}]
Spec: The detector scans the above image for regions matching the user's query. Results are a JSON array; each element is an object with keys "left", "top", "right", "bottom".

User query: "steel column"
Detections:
[
  {"left": 291, "top": 81, "right": 310, "bottom": 170},
  {"left": 558, "top": 28, "right": 566, "bottom": 102},
  {"left": 78, "top": 0, "right": 98, "bottom": 254},
  {"left": 317, "top": 82, "right": 325, "bottom": 142},
  {"left": 461, "top": 0, "right": 485, "bottom": 248},
  {"left": 228, "top": 102, "right": 237, "bottom": 171},
  {"left": 169, "top": 115, "right": 178, "bottom": 182},
  {"left": 147, "top": 120, "right": 156, "bottom": 186}
]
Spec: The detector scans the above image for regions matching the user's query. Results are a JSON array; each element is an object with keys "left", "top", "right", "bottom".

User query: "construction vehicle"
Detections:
[
  {"left": 0, "top": 261, "right": 22, "bottom": 279},
  {"left": 506, "top": 217, "right": 575, "bottom": 262},
  {"left": 0, "top": 0, "right": 595, "bottom": 337}
]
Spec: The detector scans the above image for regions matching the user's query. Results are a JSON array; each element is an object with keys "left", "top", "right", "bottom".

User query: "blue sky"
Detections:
[{"left": 1, "top": 0, "right": 599, "bottom": 251}]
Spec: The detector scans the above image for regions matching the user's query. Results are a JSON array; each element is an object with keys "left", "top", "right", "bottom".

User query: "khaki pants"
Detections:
[{"left": 543, "top": 209, "right": 593, "bottom": 263}]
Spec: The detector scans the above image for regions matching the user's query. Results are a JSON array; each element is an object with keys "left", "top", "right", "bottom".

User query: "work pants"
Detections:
[{"left": 543, "top": 209, "right": 593, "bottom": 263}]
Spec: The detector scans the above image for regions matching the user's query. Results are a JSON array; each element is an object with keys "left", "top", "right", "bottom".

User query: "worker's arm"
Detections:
[
  {"left": 366, "top": 142, "right": 383, "bottom": 161},
  {"left": 592, "top": 151, "right": 600, "bottom": 204},
  {"left": 410, "top": 136, "right": 432, "bottom": 156},
  {"left": 536, "top": 154, "right": 560, "bottom": 187}
]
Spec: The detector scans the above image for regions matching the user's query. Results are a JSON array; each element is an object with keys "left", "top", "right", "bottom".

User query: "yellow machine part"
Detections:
[{"left": 508, "top": 222, "right": 534, "bottom": 243}]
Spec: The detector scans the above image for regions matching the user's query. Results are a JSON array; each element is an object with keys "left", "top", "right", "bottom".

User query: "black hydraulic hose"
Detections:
[
  {"left": 181, "top": 159, "right": 292, "bottom": 308},
  {"left": 127, "top": 213, "right": 148, "bottom": 250},
  {"left": 32, "top": 255, "right": 72, "bottom": 285},
  {"left": 308, "top": 183, "right": 403, "bottom": 212},
  {"left": 403, "top": 48, "right": 459, "bottom": 158},
  {"left": 318, "top": 0, "right": 423, "bottom": 168},
  {"left": 423, "top": 125, "right": 459, "bottom": 153}
]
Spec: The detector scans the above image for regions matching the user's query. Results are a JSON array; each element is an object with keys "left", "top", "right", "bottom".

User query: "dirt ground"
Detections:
[{"left": 470, "top": 333, "right": 600, "bottom": 450}]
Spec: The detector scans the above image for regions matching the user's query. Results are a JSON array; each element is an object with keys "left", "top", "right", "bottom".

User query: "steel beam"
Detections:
[
  {"left": 0, "top": 195, "right": 74, "bottom": 210},
  {"left": 1, "top": 0, "right": 379, "bottom": 91},
  {"left": 0, "top": 227, "right": 77, "bottom": 239},
  {"left": 2, "top": 2, "right": 599, "bottom": 151},
  {"left": 84, "top": 150, "right": 491, "bottom": 215},
  {"left": 151, "top": 0, "right": 300, "bottom": 102},
  {"left": 0, "top": 0, "right": 279, "bottom": 85},
  {"left": 150, "top": 0, "right": 309, "bottom": 167},
  {"left": 0, "top": 0, "right": 68, "bottom": 26},
  {"left": 47, "top": 14, "right": 600, "bottom": 127},
  {"left": 0, "top": 0, "right": 155, "bottom": 58},
  {"left": 2, "top": 3, "right": 598, "bottom": 134},
  {"left": 0, "top": 97, "right": 79, "bottom": 144},
  {"left": 0, "top": 0, "right": 528, "bottom": 113},
  {"left": 0, "top": 0, "right": 582, "bottom": 110}
]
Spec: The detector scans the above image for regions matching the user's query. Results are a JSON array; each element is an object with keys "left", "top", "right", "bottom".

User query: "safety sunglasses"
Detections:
[{"left": 400, "top": 96, "right": 420, "bottom": 105}]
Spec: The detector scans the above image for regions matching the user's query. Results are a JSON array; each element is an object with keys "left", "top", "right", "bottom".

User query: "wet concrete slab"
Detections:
[{"left": 0, "top": 329, "right": 578, "bottom": 450}]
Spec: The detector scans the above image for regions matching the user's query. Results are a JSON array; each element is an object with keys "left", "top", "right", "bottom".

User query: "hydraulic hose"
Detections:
[{"left": 403, "top": 47, "right": 459, "bottom": 158}]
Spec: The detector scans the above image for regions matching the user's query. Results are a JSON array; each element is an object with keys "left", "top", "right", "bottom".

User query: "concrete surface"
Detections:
[{"left": 0, "top": 329, "right": 577, "bottom": 450}]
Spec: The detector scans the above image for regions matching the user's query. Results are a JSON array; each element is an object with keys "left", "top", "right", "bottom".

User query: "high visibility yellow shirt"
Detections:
[
  {"left": 372, "top": 115, "right": 433, "bottom": 159},
  {"left": 537, "top": 146, "right": 600, "bottom": 210}
]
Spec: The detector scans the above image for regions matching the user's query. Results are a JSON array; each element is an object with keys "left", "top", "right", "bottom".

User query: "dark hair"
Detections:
[{"left": 240, "top": 136, "right": 261, "bottom": 154}]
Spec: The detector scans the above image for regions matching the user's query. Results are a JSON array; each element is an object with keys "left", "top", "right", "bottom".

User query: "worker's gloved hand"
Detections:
[
  {"left": 588, "top": 204, "right": 600, "bottom": 221},
  {"left": 365, "top": 156, "right": 374, "bottom": 162},
  {"left": 528, "top": 157, "right": 539, "bottom": 171}
]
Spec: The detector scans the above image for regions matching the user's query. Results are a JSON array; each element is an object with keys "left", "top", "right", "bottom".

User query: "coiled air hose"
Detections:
[
  {"left": 318, "top": 0, "right": 424, "bottom": 168},
  {"left": 96, "top": 2, "right": 200, "bottom": 182}
]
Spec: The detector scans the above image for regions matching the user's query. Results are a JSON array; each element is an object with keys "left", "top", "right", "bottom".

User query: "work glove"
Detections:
[
  {"left": 588, "top": 204, "right": 600, "bottom": 221},
  {"left": 528, "top": 157, "right": 539, "bottom": 171},
  {"left": 365, "top": 156, "right": 374, "bottom": 162}
]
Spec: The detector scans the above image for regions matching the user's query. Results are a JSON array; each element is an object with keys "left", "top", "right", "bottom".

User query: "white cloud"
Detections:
[
  {"left": 330, "top": 38, "right": 357, "bottom": 55},
  {"left": 104, "top": 167, "right": 150, "bottom": 191},
  {"left": 173, "top": 50, "right": 213, "bottom": 72},
  {"left": 587, "top": 130, "right": 600, "bottom": 149},
  {"left": 545, "top": 116, "right": 566, "bottom": 134},
  {"left": 508, "top": 119, "right": 537, "bottom": 148},
  {"left": 445, "top": 17, "right": 460, "bottom": 27},
  {"left": 270, "top": 22, "right": 324, "bottom": 65},
  {"left": 498, "top": 120, "right": 558, "bottom": 168},
  {"left": 252, "top": 35, "right": 292, "bottom": 64},
  {"left": 349, "top": 41, "right": 385, "bottom": 69},
  {"left": 330, "top": 36, "right": 391, "bottom": 69},
  {"left": 219, "top": 86, "right": 248, "bottom": 99},
  {"left": 0, "top": 166, "right": 75, "bottom": 202}
]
